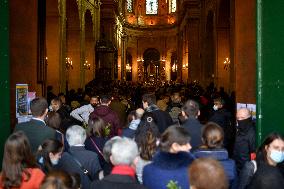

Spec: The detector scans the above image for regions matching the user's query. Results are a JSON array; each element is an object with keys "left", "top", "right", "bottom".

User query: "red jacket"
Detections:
[{"left": 0, "top": 168, "right": 45, "bottom": 189}]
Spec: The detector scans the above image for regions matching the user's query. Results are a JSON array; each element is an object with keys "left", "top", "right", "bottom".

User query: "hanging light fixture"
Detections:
[
  {"left": 66, "top": 57, "right": 73, "bottom": 70},
  {"left": 223, "top": 57, "right": 230, "bottom": 70}
]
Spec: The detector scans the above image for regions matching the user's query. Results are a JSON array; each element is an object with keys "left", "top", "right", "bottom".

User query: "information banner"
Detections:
[{"left": 16, "top": 84, "right": 28, "bottom": 117}]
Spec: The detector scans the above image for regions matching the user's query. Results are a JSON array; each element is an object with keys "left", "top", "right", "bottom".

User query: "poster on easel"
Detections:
[{"left": 16, "top": 84, "right": 29, "bottom": 117}]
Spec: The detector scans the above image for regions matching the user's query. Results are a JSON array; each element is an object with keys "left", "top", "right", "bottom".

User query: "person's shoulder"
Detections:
[
  {"left": 27, "top": 168, "right": 45, "bottom": 178},
  {"left": 31, "top": 167, "right": 45, "bottom": 174},
  {"left": 183, "top": 118, "right": 202, "bottom": 127},
  {"left": 43, "top": 125, "right": 56, "bottom": 134},
  {"left": 143, "top": 161, "right": 155, "bottom": 172},
  {"left": 79, "top": 148, "right": 100, "bottom": 159},
  {"left": 15, "top": 120, "right": 33, "bottom": 128}
]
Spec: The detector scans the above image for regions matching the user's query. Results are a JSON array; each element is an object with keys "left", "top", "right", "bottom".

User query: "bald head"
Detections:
[{"left": 236, "top": 108, "right": 251, "bottom": 120}]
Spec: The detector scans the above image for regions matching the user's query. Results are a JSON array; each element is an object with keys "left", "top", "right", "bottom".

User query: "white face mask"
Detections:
[{"left": 213, "top": 105, "right": 218, "bottom": 111}]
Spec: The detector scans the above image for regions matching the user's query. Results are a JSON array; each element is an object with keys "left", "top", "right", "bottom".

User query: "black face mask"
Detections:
[{"left": 237, "top": 117, "right": 252, "bottom": 130}]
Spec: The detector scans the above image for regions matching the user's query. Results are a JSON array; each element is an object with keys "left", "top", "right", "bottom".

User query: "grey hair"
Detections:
[
  {"left": 111, "top": 137, "right": 139, "bottom": 166},
  {"left": 103, "top": 136, "right": 122, "bottom": 162},
  {"left": 66, "top": 125, "right": 87, "bottom": 146}
]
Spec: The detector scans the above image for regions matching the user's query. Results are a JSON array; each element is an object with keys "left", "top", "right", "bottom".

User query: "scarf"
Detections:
[{"left": 111, "top": 165, "right": 136, "bottom": 178}]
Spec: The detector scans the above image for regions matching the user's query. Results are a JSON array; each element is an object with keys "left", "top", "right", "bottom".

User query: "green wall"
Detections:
[
  {"left": 257, "top": 0, "right": 284, "bottom": 145},
  {"left": 0, "top": 0, "right": 11, "bottom": 168}
]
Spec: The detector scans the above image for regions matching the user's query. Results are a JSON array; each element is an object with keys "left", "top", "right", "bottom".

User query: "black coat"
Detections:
[
  {"left": 14, "top": 118, "right": 56, "bottom": 153},
  {"left": 85, "top": 136, "right": 112, "bottom": 176},
  {"left": 91, "top": 174, "right": 147, "bottom": 189},
  {"left": 248, "top": 163, "right": 284, "bottom": 189},
  {"left": 146, "top": 105, "right": 173, "bottom": 134},
  {"left": 209, "top": 108, "right": 234, "bottom": 154},
  {"left": 182, "top": 118, "right": 203, "bottom": 151},
  {"left": 57, "top": 146, "right": 101, "bottom": 189},
  {"left": 233, "top": 122, "right": 256, "bottom": 173}
]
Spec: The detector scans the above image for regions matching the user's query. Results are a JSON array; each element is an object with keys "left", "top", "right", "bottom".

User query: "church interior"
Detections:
[{"left": 9, "top": 0, "right": 256, "bottom": 107}]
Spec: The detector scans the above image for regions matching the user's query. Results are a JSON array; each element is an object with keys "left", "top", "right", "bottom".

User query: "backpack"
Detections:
[
  {"left": 238, "top": 160, "right": 257, "bottom": 189},
  {"left": 251, "top": 160, "right": 257, "bottom": 173}
]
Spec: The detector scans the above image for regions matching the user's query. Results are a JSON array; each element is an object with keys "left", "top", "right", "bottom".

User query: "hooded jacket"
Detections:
[{"left": 89, "top": 105, "right": 121, "bottom": 137}]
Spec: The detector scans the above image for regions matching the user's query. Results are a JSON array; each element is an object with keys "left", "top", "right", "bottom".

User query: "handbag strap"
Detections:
[
  {"left": 67, "top": 151, "right": 93, "bottom": 181},
  {"left": 89, "top": 137, "right": 104, "bottom": 158}
]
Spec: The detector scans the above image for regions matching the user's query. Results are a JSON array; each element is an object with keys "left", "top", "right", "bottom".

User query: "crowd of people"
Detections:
[{"left": 1, "top": 81, "right": 284, "bottom": 189}]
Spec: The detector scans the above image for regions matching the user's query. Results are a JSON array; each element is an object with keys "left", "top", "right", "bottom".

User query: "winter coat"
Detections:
[
  {"left": 145, "top": 105, "right": 173, "bottom": 134},
  {"left": 194, "top": 148, "right": 238, "bottom": 189},
  {"left": 91, "top": 174, "right": 147, "bottom": 189},
  {"left": 248, "top": 162, "right": 284, "bottom": 189},
  {"left": 233, "top": 120, "right": 256, "bottom": 173},
  {"left": 89, "top": 105, "right": 121, "bottom": 137},
  {"left": 182, "top": 118, "right": 203, "bottom": 151},
  {"left": 143, "top": 151, "right": 195, "bottom": 189},
  {"left": 209, "top": 108, "right": 233, "bottom": 149},
  {"left": 57, "top": 146, "right": 101, "bottom": 189}
]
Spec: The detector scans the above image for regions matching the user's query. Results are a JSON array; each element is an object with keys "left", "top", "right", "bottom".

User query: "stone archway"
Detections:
[{"left": 143, "top": 48, "right": 160, "bottom": 82}]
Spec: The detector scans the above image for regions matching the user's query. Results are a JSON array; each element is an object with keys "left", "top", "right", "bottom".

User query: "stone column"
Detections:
[
  {"left": 121, "top": 32, "right": 127, "bottom": 81},
  {"left": 91, "top": 9, "right": 97, "bottom": 79},
  {"left": 78, "top": 0, "right": 86, "bottom": 88},
  {"left": 91, "top": 0, "right": 101, "bottom": 78},
  {"left": 58, "top": 0, "right": 67, "bottom": 93},
  {"left": 188, "top": 18, "right": 201, "bottom": 83},
  {"left": 177, "top": 32, "right": 182, "bottom": 81},
  {"left": 96, "top": 0, "right": 101, "bottom": 40}
]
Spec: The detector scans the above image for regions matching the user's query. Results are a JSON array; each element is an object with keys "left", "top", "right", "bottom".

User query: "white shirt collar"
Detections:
[
  {"left": 32, "top": 117, "right": 46, "bottom": 125},
  {"left": 73, "top": 144, "right": 85, "bottom": 147}
]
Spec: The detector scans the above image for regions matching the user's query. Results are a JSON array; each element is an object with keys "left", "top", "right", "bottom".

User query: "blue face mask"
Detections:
[
  {"left": 50, "top": 158, "right": 59, "bottom": 165},
  {"left": 270, "top": 150, "right": 284, "bottom": 163}
]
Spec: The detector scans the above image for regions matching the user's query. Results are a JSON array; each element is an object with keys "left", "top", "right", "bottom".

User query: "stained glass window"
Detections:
[
  {"left": 146, "top": 0, "right": 158, "bottom": 15},
  {"left": 127, "top": 0, "right": 133, "bottom": 12},
  {"left": 169, "top": 0, "right": 176, "bottom": 13}
]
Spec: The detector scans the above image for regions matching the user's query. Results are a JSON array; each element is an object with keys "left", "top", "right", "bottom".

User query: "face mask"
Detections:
[
  {"left": 213, "top": 105, "right": 218, "bottom": 111},
  {"left": 49, "top": 105, "right": 53, "bottom": 111},
  {"left": 237, "top": 117, "right": 251, "bottom": 129},
  {"left": 50, "top": 158, "right": 59, "bottom": 165},
  {"left": 270, "top": 150, "right": 284, "bottom": 163}
]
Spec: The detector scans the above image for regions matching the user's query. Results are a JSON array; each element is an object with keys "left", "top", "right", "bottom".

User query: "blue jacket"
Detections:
[
  {"left": 194, "top": 148, "right": 238, "bottom": 189},
  {"left": 143, "top": 151, "right": 195, "bottom": 189},
  {"left": 122, "top": 119, "right": 141, "bottom": 139}
]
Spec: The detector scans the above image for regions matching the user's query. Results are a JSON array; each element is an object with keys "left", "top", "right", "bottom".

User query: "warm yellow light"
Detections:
[
  {"left": 83, "top": 60, "right": 91, "bottom": 70},
  {"left": 126, "top": 64, "right": 132, "bottom": 72}
]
